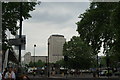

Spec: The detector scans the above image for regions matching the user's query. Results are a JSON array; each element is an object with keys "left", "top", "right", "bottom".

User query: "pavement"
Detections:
[
  {"left": 28, "top": 73, "right": 120, "bottom": 80},
  {"left": 29, "top": 77, "right": 120, "bottom": 80}
]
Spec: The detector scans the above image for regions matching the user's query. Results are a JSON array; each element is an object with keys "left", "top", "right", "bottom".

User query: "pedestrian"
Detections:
[
  {"left": 93, "top": 71, "right": 96, "bottom": 78},
  {"left": 40, "top": 70, "right": 43, "bottom": 76},
  {"left": 2, "top": 68, "right": 8, "bottom": 80},
  {"left": 0, "top": 72, "right": 2, "bottom": 80},
  {"left": 96, "top": 69, "right": 99, "bottom": 77},
  {"left": 19, "top": 74, "right": 30, "bottom": 80},
  {"left": 13, "top": 68, "right": 18, "bottom": 80},
  {"left": 33, "top": 70, "right": 36, "bottom": 76},
  {"left": 4, "top": 67, "right": 16, "bottom": 80}
]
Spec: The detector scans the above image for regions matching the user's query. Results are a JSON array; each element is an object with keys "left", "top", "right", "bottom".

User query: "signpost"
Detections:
[
  {"left": 8, "top": 35, "right": 26, "bottom": 50},
  {"left": 0, "top": 2, "right": 2, "bottom": 73}
]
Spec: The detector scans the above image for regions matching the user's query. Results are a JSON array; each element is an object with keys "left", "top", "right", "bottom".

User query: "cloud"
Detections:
[
  {"left": 23, "top": 2, "right": 90, "bottom": 56},
  {"left": 28, "top": 2, "right": 89, "bottom": 24},
  {"left": 23, "top": 20, "right": 78, "bottom": 56}
]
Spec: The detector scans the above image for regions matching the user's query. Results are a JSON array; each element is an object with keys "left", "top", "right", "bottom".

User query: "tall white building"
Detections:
[{"left": 48, "top": 35, "right": 66, "bottom": 63}]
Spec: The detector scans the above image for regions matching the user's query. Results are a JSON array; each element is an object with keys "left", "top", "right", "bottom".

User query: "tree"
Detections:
[
  {"left": 29, "top": 60, "right": 45, "bottom": 67},
  {"left": 110, "top": 2, "right": 120, "bottom": 62},
  {"left": 35, "top": 60, "right": 45, "bottom": 67},
  {"left": 107, "top": 47, "right": 120, "bottom": 67},
  {"left": 55, "top": 59, "right": 65, "bottom": 67},
  {"left": 99, "top": 56, "right": 107, "bottom": 67},
  {"left": 63, "top": 36, "right": 94, "bottom": 69},
  {"left": 77, "top": 2, "right": 118, "bottom": 54},
  {"left": 29, "top": 61, "right": 34, "bottom": 67},
  {"left": 2, "top": 2, "right": 37, "bottom": 50},
  {"left": 76, "top": 2, "right": 120, "bottom": 64}
]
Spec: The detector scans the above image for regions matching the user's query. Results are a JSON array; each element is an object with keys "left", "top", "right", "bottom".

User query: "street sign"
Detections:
[
  {"left": 9, "top": 38, "right": 21, "bottom": 46},
  {"left": 9, "top": 35, "right": 26, "bottom": 50},
  {"left": 15, "top": 35, "right": 26, "bottom": 50}
]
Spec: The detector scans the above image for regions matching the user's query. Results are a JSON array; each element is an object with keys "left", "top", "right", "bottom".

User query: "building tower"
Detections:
[
  {"left": 24, "top": 52, "right": 31, "bottom": 64},
  {"left": 48, "top": 35, "right": 66, "bottom": 63}
]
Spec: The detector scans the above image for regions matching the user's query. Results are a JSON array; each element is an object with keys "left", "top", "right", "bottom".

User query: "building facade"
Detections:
[
  {"left": 48, "top": 35, "right": 66, "bottom": 63},
  {"left": 24, "top": 52, "right": 31, "bottom": 65},
  {"left": 31, "top": 56, "right": 47, "bottom": 63},
  {"left": 24, "top": 52, "right": 47, "bottom": 64}
]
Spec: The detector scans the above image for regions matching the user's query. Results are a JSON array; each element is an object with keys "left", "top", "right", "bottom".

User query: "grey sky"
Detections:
[{"left": 22, "top": 2, "right": 90, "bottom": 56}]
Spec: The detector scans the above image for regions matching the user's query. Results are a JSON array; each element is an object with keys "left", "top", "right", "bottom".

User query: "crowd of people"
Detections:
[{"left": 0, "top": 67, "right": 30, "bottom": 80}]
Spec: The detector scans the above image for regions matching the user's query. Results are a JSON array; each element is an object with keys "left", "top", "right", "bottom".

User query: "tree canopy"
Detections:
[
  {"left": 63, "top": 36, "right": 94, "bottom": 69},
  {"left": 76, "top": 2, "right": 120, "bottom": 63},
  {"left": 55, "top": 59, "right": 65, "bottom": 67},
  {"left": 29, "top": 60, "right": 45, "bottom": 67},
  {"left": 2, "top": 2, "right": 37, "bottom": 50}
]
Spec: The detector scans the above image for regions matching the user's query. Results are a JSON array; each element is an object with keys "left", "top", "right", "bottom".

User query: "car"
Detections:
[
  {"left": 99, "top": 70, "right": 113, "bottom": 76},
  {"left": 27, "top": 67, "right": 37, "bottom": 74},
  {"left": 28, "top": 68, "right": 33, "bottom": 74},
  {"left": 99, "top": 70, "right": 107, "bottom": 76}
]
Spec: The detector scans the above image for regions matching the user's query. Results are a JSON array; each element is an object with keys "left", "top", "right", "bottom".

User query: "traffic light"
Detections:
[{"left": 64, "top": 55, "right": 68, "bottom": 61}]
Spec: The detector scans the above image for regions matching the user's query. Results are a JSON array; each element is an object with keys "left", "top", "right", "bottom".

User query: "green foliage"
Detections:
[
  {"left": 55, "top": 59, "right": 65, "bottom": 67},
  {"left": 2, "top": 2, "right": 37, "bottom": 50},
  {"left": 35, "top": 60, "right": 45, "bottom": 67},
  {"left": 29, "top": 61, "right": 34, "bottom": 67},
  {"left": 29, "top": 60, "right": 45, "bottom": 67},
  {"left": 63, "top": 36, "right": 94, "bottom": 69},
  {"left": 77, "top": 2, "right": 120, "bottom": 64},
  {"left": 77, "top": 2, "right": 118, "bottom": 54},
  {"left": 100, "top": 56, "right": 107, "bottom": 67},
  {"left": 107, "top": 47, "right": 120, "bottom": 67}
]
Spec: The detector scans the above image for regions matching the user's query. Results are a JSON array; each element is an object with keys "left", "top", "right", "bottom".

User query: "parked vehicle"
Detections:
[
  {"left": 99, "top": 70, "right": 107, "bottom": 76},
  {"left": 27, "top": 67, "right": 37, "bottom": 74},
  {"left": 99, "top": 70, "right": 112, "bottom": 76}
]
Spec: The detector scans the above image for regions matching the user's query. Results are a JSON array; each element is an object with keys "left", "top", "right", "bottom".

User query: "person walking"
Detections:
[
  {"left": 0, "top": 72, "right": 2, "bottom": 80},
  {"left": 4, "top": 67, "right": 16, "bottom": 80},
  {"left": 2, "top": 68, "right": 8, "bottom": 80}
]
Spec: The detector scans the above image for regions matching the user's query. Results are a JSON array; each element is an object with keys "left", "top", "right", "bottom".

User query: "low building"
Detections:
[
  {"left": 24, "top": 52, "right": 47, "bottom": 64},
  {"left": 31, "top": 56, "right": 47, "bottom": 63}
]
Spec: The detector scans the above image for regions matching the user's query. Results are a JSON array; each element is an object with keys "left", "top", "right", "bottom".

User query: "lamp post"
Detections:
[
  {"left": 97, "top": 53, "right": 99, "bottom": 77},
  {"left": 34, "top": 44, "right": 36, "bottom": 67},
  {"left": 48, "top": 42, "right": 50, "bottom": 77},
  {"left": 19, "top": 2, "right": 22, "bottom": 66},
  {"left": 18, "top": 2, "right": 23, "bottom": 74}
]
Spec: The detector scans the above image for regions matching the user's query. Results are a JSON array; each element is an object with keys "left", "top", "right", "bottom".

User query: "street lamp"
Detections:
[
  {"left": 48, "top": 42, "right": 50, "bottom": 77},
  {"left": 19, "top": 2, "right": 23, "bottom": 66},
  {"left": 34, "top": 44, "right": 36, "bottom": 67},
  {"left": 18, "top": 2, "right": 23, "bottom": 74}
]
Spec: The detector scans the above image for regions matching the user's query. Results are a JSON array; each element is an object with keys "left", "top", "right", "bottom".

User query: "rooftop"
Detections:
[{"left": 51, "top": 34, "right": 64, "bottom": 37}]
